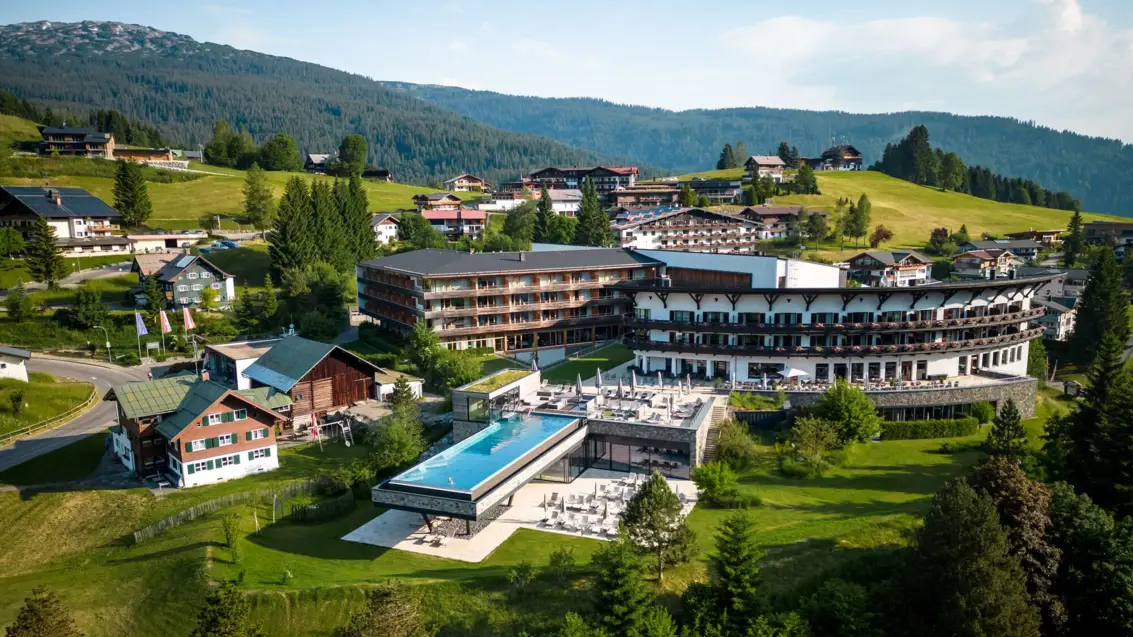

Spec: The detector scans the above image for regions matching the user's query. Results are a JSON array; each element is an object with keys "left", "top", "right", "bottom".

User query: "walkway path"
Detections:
[
  {"left": 0, "top": 262, "right": 132, "bottom": 297},
  {"left": 0, "top": 358, "right": 150, "bottom": 473}
]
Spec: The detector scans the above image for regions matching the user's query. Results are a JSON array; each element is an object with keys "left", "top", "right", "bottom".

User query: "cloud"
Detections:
[{"left": 718, "top": 0, "right": 1133, "bottom": 141}]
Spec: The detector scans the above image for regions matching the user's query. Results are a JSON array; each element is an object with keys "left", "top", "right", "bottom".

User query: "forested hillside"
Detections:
[
  {"left": 0, "top": 21, "right": 641, "bottom": 186},
  {"left": 388, "top": 83, "right": 1133, "bottom": 215}
]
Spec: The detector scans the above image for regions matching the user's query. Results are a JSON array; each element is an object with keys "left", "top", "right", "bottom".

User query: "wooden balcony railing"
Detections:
[
  {"left": 624, "top": 307, "right": 1044, "bottom": 334},
  {"left": 436, "top": 314, "right": 621, "bottom": 337}
]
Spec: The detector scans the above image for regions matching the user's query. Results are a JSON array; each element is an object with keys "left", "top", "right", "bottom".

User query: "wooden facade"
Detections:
[
  {"left": 666, "top": 267, "right": 751, "bottom": 289},
  {"left": 169, "top": 393, "right": 282, "bottom": 466},
  {"left": 288, "top": 349, "right": 376, "bottom": 419}
]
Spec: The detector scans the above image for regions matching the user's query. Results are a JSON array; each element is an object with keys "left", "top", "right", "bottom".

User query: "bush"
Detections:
[
  {"left": 779, "top": 457, "right": 815, "bottom": 479},
  {"left": 879, "top": 417, "right": 979, "bottom": 440},
  {"left": 729, "top": 391, "right": 786, "bottom": 410},
  {"left": 710, "top": 492, "right": 762, "bottom": 509},
  {"left": 715, "top": 419, "right": 759, "bottom": 470},
  {"left": 691, "top": 461, "right": 739, "bottom": 506},
  {"left": 972, "top": 402, "right": 996, "bottom": 424}
]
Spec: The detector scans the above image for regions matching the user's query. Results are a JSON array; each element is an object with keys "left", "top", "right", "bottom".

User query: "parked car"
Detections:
[{"left": 219, "top": 240, "right": 240, "bottom": 249}]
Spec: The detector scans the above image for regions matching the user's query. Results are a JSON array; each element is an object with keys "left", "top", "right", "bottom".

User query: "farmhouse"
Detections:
[
  {"left": 743, "top": 155, "right": 786, "bottom": 183},
  {"left": 805, "top": 144, "right": 864, "bottom": 171},
  {"left": 0, "top": 185, "right": 129, "bottom": 254},
  {"left": 304, "top": 153, "right": 330, "bottom": 173},
  {"left": 1005, "top": 229, "right": 1062, "bottom": 246},
  {"left": 735, "top": 205, "right": 808, "bottom": 240},
  {"left": 960, "top": 239, "right": 1043, "bottom": 261},
  {"left": 127, "top": 233, "right": 199, "bottom": 254},
  {"left": 413, "top": 192, "right": 463, "bottom": 212},
  {"left": 108, "top": 373, "right": 290, "bottom": 486},
  {"left": 422, "top": 209, "right": 486, "bottom": 239},
  {"left": 115, "top": 147, "right": 175, "bottom": 162},
  {"left": 371, "top": 213, "right": 400, "bottom": 245},
  {"left": 444, "top": 174, "right": 492, "bottom": 192},
  {"left": 362, "top": 168, "right": 394, "bottom": 182},
  {"left": 131, "top": 253, "right": 236, "bottom": 310},
  {"left": 846, "top": 250, "right": 932, "bottom": 287},
  {"left": 38, "top": 125, "right": 115, "bottom": 158},
  {"left": 0, "top": 345, "right": 31, "bottom": 383},
  {"left": 951, "top": 249, "right": 1023, "bottom": 279}
]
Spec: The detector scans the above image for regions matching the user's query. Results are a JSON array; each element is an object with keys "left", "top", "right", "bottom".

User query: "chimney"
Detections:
[
  {"left": 200, "top": 370, "right": 210, "bottom": 382},
  {"left": 519, "top": 251, "right": 526, "bottom": 262}
]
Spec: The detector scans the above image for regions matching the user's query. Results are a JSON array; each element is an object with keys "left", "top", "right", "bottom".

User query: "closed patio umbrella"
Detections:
[
  {"left": 596, "top": 368, "right": 603, "bottom": 389},
  {"left": 657, "top": 371, "right": 663, "bottom": 389},
  {"left": 686, "top": 373, "right": 692, "bottom": 393},
  {"left": 617, "top": 378, "right": 624, "bottom": 399},
  {"left": 576, "top": 373, "right": 584, "bottom": 396},
  {"left": 762, "top": 372, "right": 768, "bottom": 390},
  {"left": 631, "top": 369, "right": 637, "bottom": 392}
]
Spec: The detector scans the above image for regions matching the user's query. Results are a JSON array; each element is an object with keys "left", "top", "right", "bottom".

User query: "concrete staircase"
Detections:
[{"left": 701, "top": 398, "right": 730, "bottom": 463}]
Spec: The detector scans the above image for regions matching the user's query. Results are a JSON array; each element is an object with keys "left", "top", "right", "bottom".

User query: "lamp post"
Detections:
[{"left": 93, "top": 325, "right": 111, "bottom": 363}]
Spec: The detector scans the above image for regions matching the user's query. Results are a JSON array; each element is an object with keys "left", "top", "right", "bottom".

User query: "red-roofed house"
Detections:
[
  {"left": 413, "top": 192, "right": 463, "bottom": 212},
  {"left": 422, "top": 209, "right": 486, "bottom": 239}
]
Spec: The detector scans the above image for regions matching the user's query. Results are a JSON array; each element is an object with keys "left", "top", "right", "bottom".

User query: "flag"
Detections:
[
  {"left": 182, "top": 307, "right": 196, "bottom": 331},
  {"left": 159, "top": 310, "right": 172, "bottom": 335},
  {"left": 134, "top": 312, "right": 148, "bottom": 336},
  {"left": 310, "top": 422, "right": 320, "bottom": 439}
]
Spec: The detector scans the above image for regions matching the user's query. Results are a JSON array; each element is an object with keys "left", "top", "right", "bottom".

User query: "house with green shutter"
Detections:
[{"left": 108, "top": 371, "right": 291, "bottom": 487}]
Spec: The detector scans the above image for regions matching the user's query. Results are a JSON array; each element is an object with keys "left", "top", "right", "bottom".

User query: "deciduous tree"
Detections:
[
  {"left": 200, "top": 287, "right": 219, "bottom": 312},
  {"left": 0, "top": 226, "right": 25, "bottom": 258},
  {"left": 868, "top": 224, "right": 893, "bottom": 248},
  {"left": 544, "top": 214, "right": 577, "bottom": 245},
  {"left": 1027, "top": 338, "right": 1048, "bottom": 380},
  {"left": 334, "top": 133, "right": 368, "bottom": 177},
  {"left": 621, "top": 470, "right": 695, "bottom": 581},
  {"left": 69, "top": 285, "right": 107, "bottom": 330},
  {"left": 815, "top": 379, "right": 881, "bottom": 444},
  {"left": 257, "top": 132, "right": 302, "bottom": 171}
]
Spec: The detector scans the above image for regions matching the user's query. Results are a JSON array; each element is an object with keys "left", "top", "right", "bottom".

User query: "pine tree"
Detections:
[
  {"left": 312, "top": 180, "right": 352, "bottom": 272},
  {"left": 1027, "top": 339, "right": 1048, "bottom": 380},
  {"left": 6, "top": 279, "right": 31, "bottom": 321},
  {"left": 711, "top": 512, "right": 765, "bottom": 634},
  {"left": 261, "top": 274, "right": 279, "bottom": 329},
  {"left": 345, "top": 174, "right": 376, "bottom": 262},
  {"left": 905, "top": 479, "right": 1040, "bottom": 637},
  {"left": 678, "top": 184, "right": 696, "bottom": 207},
  {"left": 717, "top": 143, "right": 736, "bottom": 170},
  {"left": 787, "top": 146, "right": 801, "bottom": 169},
  {"left": 70, "top": 285, "right": 107, "bottom": 330},
  {"left": 534, "top": 186, "right": 553, "bottom": 243},
  {"left": 1068, "top": 247, "right": 1128, "bottom": 365},
  {"left": 637, "top": 606, "right": 679, "bottom": 637},
  {"left": 389, "top": 374, "right": 417, "bottom": 418},
  {"left": 986, "top": 399, "right": 1027, "bottom": 457},
  {"left": 235, "top": 286, "right": 258, "bottom": 333},
  {"left": 113, "top": 159, "right": 153, "bottom": 227},
  {"left": 241, "top": 162, "right": 275, "bottom": 231},
  {"left": 621, "top": 470, "right": 694, "bottom": 581},
  {"left": 5, "top": 586, "right": 82, "bottom": 637},
  {"left": 24, "top": 216, "right": 67, "bottom": 289},
  {"left": 141, "top": 274, "right": 165, "bottom": 325},
  {"left": 267, "top": 177, "right": 316, "bottom": 276},
  {"left": 591, "top": 539, "right": 649, "bottom": 637},
  {"left": 776, "top": 141, "right": 791, "bottom": 164},
  {"left": 190, "top": 581, "right": 264, "bottom": 637},
  {"left": 573, "top": 178, "right": 613, "bottom": 247},
  {"left": 1064, "top": 210, "right": 1083, "bottom": 267}
]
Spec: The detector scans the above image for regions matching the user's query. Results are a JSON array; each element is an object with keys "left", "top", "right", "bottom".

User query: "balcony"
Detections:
[
  {"left": 435, "top": 314, "right": 622, "bottom": 337},
  {"left": 424, "top": 296, "right": 624, "bottom": 319},
  {"left": 627, "top": 327, "right": 1045, "bottom": 358},
  {"left": 424, "top": 277, "right": 632, "bottom": 299},
  {"left": 623, "top": 307, "right": 1044, "bottom": 334}
]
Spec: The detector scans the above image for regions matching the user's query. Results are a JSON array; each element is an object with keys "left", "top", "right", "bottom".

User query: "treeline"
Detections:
[
  {"left": 0, "top": 35, "right": 636, "bottom": 186},
  {"left": 398, "top": 83, "right": 1132, "bottom": 214},
  {"left": 0, "top": 90, "right": 169, "bottom": 147},
  {"left": 872, "top": 125, "right": 1081, "bottom": 211}
]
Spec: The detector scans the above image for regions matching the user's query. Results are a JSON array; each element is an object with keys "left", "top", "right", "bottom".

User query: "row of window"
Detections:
[
  {"left": 177, "top": 283, "right": 222, "bottom": 292},
  {"left": 184, "top": 272, "right": 213, "bottom": 280},
  {"left": 185, "top": 426, "right": 270, "bottom": 453},
  {"left": 205, "top": 409, "right": 248, "bottom": 426}
]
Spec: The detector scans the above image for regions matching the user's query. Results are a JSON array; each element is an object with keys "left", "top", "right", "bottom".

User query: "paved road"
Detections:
[
  {"left": 0, "top": 358, "right": 150, "bottom": 473},
  {"left": 0, "top": 263, "right": 132, "bottom": 298}
]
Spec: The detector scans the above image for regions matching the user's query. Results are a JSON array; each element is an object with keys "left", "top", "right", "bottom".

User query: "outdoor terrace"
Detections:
[{"left": 624, "top": 307, "right": 1044, "bottom": 333}]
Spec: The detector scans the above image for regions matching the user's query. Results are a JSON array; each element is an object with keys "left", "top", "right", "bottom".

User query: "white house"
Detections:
[
  {"left": 371, "top": 213, "right": 400, "bottom": 246},
  {"left": 375, "top": 367, "right": 424, "bottom": 401},
  {"left": 0, "top": 345, "right": 31, "bottom": 382},
  {"left": 128, "top": 233, "right": 200, "bottom": 254},
  {"left": 1035, "top": 298, "right": 1076, "bottom": 341},
  {"left": 0, "top": 186, "right": 130, "bottom": 254}
]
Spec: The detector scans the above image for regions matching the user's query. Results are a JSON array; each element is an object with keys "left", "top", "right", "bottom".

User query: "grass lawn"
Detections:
[
  {"left": 0, "top": 372, "right": 94, "bottom": 436},
  {"left": 0, "top": 255, "right": 132, "bottom": 290},
  {"left": 196, "top": 243, "right": 272, "bottom": 294},
  {"left": 541, "top": 344, "right": 635, "bottom": 384},
  {"left": 464, "top": 369, "right": 532, "bottom": 392},
  {"left": 478, "top": 355, "right": 527, "bottom": 376},
  {"left": 0, "top": 430, "right": 108, "bottom": 486},
  {"left": 23, "top": 275, "right": 137, "bottom": 307}
]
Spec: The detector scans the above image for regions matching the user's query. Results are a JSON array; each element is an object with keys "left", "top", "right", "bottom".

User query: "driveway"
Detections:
[
  {"left": 0, "top": 262, "right": 133, "bottom": 298},
  {"left": 0, "top": 358, "right": 150, "bottom": 473}
]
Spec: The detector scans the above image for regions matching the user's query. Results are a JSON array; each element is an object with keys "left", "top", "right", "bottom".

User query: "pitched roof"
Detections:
[
  {"left": 154, "top": 382, "right": 289, "bottom": 440},
  {"left": 0, "top": 186, "right": 122, "bottom": 219},
  {"left": 415, "top": 192, "right": 462, "bottom": 202},
  {"left": 547, "top": 189, "right": 582, "bottom": 201},
  {"left": 114, "top": 374, "right": 201, "bottom": 420},
  {"left": 374, "top": 367, "right": 423, "bottom": 385},
  {"left": 153, "top": 254, "right": 231, "bottom": 283},
  {"left": 955, "top": 249, "right": 1017, "bottom": 261},
  {"left": 422, "top": 209, "right": 486, "bottom": 221},
  {"left": 39, "top": 126, "right": 112, "bottom": 142},
  {"left": 851, "top": 250, "right": 932, "bottom": 266},
  {"left": 0, "top": 345, "right": 31, "bottom": 360},
  {"left": 360, "top": 247, "right": 664, "bottom": 277},
  {"left": 616, "top": 207, "right": 754, "bottom": 230},
  {"left": 1035, "top": 298, "right": 1073, "bottom": 314},
  {"left": 443, "top": 173, "right": 487, "bottom": 184},
  {"left": 113, "top": 373, "right": 292, "bottom": 434},
  {"left": 133, "top": 253, "right": 175, "bottom": 276},
  {"left": 371, "top": 213, "right": 399, "bottom": 227},
  {"left": 963, "top": 239, "right": 1043, "bottom": 251},
  {"left": 305, "top": 153, "right": 330, "bottom": 164},
  {"left": 746, "top": 155, "right": 786, "bottom": 167}
]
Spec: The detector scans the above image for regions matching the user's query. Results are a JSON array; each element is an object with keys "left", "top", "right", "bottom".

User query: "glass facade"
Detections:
[{"left": 536, "top": 435, "right": 692, "bottom": 482}]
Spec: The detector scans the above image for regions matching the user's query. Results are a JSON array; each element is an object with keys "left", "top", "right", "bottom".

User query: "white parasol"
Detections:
[{"left": 596, "top": 367, "right": 603, "bottom": 390}]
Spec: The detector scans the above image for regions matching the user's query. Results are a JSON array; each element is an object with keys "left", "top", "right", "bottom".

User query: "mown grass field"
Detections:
[
  {"left": 0, "top": 115, "right": 435, "bottom": 231},
  {"left": 0, "top": 372, "right": 94, "bottom": 436},
  {"left": 0, "top": 254, "right": 132, "bottom": 289},
  {"left": 541, "top": 344, "right": 635, "bottom": 385}
]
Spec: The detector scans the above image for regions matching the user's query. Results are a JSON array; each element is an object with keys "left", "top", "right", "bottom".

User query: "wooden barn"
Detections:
[{"left": 242, "top": 336, "right": 383, "bottom": 429}]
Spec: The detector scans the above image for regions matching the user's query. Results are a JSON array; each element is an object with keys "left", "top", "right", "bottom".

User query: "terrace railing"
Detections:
[{"left": 624, "top": 307, "right": 1044, "bottom": 334}]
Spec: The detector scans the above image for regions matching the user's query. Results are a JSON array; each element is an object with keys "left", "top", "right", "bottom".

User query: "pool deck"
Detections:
[{"left": 344, "top": 469, "right": 696, "bottom": 563}]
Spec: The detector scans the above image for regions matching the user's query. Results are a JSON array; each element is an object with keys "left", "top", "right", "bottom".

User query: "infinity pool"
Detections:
[{"left": 389, "top": 413, "right": 580, "bottom": 493}]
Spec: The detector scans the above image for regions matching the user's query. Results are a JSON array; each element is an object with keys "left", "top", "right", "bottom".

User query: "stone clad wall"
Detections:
[{"left": 745, "top": 378, "right": 1038, "bottom": 418}]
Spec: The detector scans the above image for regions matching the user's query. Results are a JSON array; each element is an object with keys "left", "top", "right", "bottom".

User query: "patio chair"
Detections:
[
  {"left": 437, "top": 531, "right": 453, "bottom": 547},
  {"left": 543, "top": 510, "right": 559, "bottom": 526},
  {"left": 548, "top": 492, "right": 561, "bottom": 506}
]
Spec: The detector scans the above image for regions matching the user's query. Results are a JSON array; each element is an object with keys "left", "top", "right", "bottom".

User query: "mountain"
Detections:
[
  {"left": 0, "top": 21, "right": 645, "bottom": 186},
  {"left": 385, "top": 83, "right": 1133, "bottom": 215}
]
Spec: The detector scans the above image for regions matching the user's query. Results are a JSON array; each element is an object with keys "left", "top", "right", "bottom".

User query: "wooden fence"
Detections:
[
  {"left": 0, "top": 382, "right": 98, "bottom": 448},
  {"left": 290, "top": 489, "right": 356, "bottom": 524},
  {"left": 131, "top": 478, "right": 326, "bottom": 544}
]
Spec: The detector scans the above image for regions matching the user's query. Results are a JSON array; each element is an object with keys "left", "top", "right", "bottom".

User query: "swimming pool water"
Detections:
[{"left": 389, "top": 413, "right": 580, "bottom": 493}]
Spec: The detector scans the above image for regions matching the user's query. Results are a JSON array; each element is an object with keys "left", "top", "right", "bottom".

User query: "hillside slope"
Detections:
[
  {"left": 773, "top": 171, "right": 1124, "bottom": 258},
  {"left": 388, "top": 83, "right": 1133, "bottom": 215},
  {"left": 0, "top": 21, "right": 648, "bottom": 186}
]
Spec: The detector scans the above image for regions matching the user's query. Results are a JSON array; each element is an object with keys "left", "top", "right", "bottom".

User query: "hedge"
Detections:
[{"left": 880, "top": 417, "right": 980, "bottom": 440}]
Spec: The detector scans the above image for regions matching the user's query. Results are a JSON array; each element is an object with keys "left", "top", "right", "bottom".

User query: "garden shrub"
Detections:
[
  {"left": 715, "top": 419, "right": 759, "bottom": 470},
  {"left": 729, "top": 391, "right": 786, "bottom": 410},
  {"left": 972, "top": 402, "right": 995, "bottom": 424},
  {"left": 691, "top": 461, "right": 759, "bottom": 508},
  {"left": 779, "top": 457, "right": 815, "bottom": 479},
  {"left": 879, "top": 417, "right": 980, "bottom": 440}
]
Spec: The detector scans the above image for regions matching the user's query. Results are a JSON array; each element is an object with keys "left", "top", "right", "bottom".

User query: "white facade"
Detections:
[
  {"left": 1038, "top": 308, "right": 1075, "bottom": 341},
  {"left": 111, "top": 427, "right": 135, "bottom": 473},
  {"left": 128, "top": 234, "right": 199, "bottom": 253},
  {"left": 0, "top": 352, "right": 29, "bottom": 382},
  {"left": 377, "top": 378, "right": 424, "bottom": 401},
  {"left": 373, "top": 219, "right": 399, "bottom": 245},
  {"left": 170, "top": 443, "right": 280, "bottom": 488},
  {"left": 637, "top": 251, "right": 843, "bottom": 289}
]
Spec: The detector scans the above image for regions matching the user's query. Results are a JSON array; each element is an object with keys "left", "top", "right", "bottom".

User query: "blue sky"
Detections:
[{"left": 2, "top": 0, "right": 1130, "bottom": 142}]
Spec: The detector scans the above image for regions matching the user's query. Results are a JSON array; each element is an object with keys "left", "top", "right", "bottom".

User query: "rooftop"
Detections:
[
  {"left": 359, "top": 248, "right": 663, "bottom": 277},
  {"left": 112, "top": 373, "right": 292, "bottom": 433},
  {"left": 0, "top": 345, "right": 31, "bottom": 360},
  {"left": 0, "top": 186, "right": 122, "bottom": 219},
  {"left": 963, "top": 239, "right": 1044, "bottom": 250},
  {"left": 243, "top": 335, "right": 381, "bottom": 392},
  {"left": 205, "top": 339, "right": 280, "bottom": 361},
  {"left": 461, "top": 369, "right": 532, "bottom": 393}
]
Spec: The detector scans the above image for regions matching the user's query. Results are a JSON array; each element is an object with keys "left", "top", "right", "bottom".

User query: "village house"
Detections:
[
  {"left": 1005, "top": 229, "right": 1062, "bottom": 246},
  {"left": 614, "top": 207, "right": 758, "bottom": 253},
  {"left": 361, "top": 168, "right": 394, "bottom": 182},
  {"left": 743, "top": 156, "right": 786, "bottom": 183},
  {"left": 127, "top": 233, "right": 199, "bottom": 254},
  {"left": 846, "top": 250, "right": 933, "bottom": 287},
  {"left": 0, "top": 185, "right": 129, "bottom": 254},
  {"left": 115, "top": 147, "right": 176, "bottom": 163},
  {"left": 610, "top": 184, "right": 680, "bottom": 208},
  {"left": 0, "top": 345, "right": 30, "bottom": 383},
  {"left": 38, "top": 125, "right": 115, "bottom": 159},
  {"left": 1084, "top": 221, "right": 1133, "bottom": 247},
  {"left": 804, "top": 144, "right": 864, "bottom": 171},
  {"left": 108, "top": 373, "right": 290, "bottom": 486},
  {"left": 476, "top": 189, "right": 582, "bottom": 216},
  {"left": 413, "top": 192, "right": 463, "bottom": 212},
  {"left": 527, "top": 166, "right": 638, "bottom": 196},
  {"left": 422, "top": 209, "right": 486, "bottom": 239},
  {"left": 443, "top": 174, "right": 492, "bottom": 193},
  {"left": 960, "top": 239, "right": 1043, "bottom": 261},
  {"left": 951, "top": 249, "right": 1023, "bottom": 279},
  {"left": 131, "top": 253, "right": 236, "bottom": 310},
  {"left": 735, "top": 205, "right": 808, "bottom": 240},
  {"left": 371, "top": 213, "right": 400, "bottom": 245},
  {"left": 681, "top": 177, "right": 743, "bottom": 204},
  {"left": 304, "top": 153, "right": 330, "bottom": 173},
  {"left": 1034, "top": 298, "right": 1076, "bottom": 342}
]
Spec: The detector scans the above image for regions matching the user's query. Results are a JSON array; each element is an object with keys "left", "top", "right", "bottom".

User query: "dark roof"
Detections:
[
  {"left": 360, "top": 248, "right": 664, "bottom": 277},
  {"left": 38, "top": 126, "right": 112, "bottom": 142},
  {"left": 362, "top": 168, "right": 392, "bottom": 178},
  {"left": 1035, "top": 298, "right": 1072, "bottom": 314},
  {"left": 963, "top": 239, "right": 1043, "bottom": 251},
  {"left": 371, "top": 213, "right": 399, "bottom": 227},
  {"left": 850, "top": 250, "right": 932, "bottom": 266},
  {"left": 0, "top": 186, "right": 122, "bottom": 219},
  {"left": 415, "top": 192, "right": 462, "bottom": 202},
  {"left": 0, "top": 345, "right": 31, "bottom": 360},
  {"left": 112, "top": 373, "right": 290, "bottom": 436},
  {"left": 243, "top": 335, "right": 381, "bottom": 392},
  {"left": 821, "top": 144, "right": 862, "bottom": 158},
  {"left": 153, "top": 254, "right": 231, "bottom": 283}
]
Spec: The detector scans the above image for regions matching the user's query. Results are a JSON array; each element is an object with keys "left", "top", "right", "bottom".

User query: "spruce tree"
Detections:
[
  {"left": 591, "top": 539, "right": 649, "bottom": 637},
  {"left": 987, "top": 399, "right": 1027, "bottom": 457},
  {"left": 113, "top": 159, "right": 153, "bottom": 227},
  {"left": 905, "top": 479, "right": 1040, "bottom": 637},
  {"left": 1027, "top": 339, "right": 1048, "bottom": 380},
  {"left": 6, "top": 279, "right": 31, "bottom": 321},
  {"left": 1066, "top": 330, "right": 1127, "bottom": 498},
  {"left": 189, "top": 581, "right": 264, "bottom": 637},
  {"left": 312, "top": 180, "right": 352, "bottom": 272},
  {"left": 267, "top": 177, "right": 316, "bottom": 276},
  {"left": 141, "top": 274, "right": 165, "bottom": 325},
  {"left": 24, "top": 216, "right": 67, "bottom": 288},
  {"left": 235, "top": 287, "right": 258, "bottom": 333},
  {"left": 1064, "top": 210, "right": 1083, "bottom": 267},
  {"left": 5, "top": 586, "right": 82, "bottom": 637},
  {"left": 534, "top": 186, "right": 553, "bottom": 243},
  {"left": 573, "top": 178, "right": 610, "bottom": 247},
  {"left": 637, "top": 606, "right": 678, "bottom": 637},
  {"left": 1068, "top": 247, "right": 1128, "bottom": 365},
  {"left": 345, "top": 174, "right": 376, "bottom": 261},
  {"left": 241, "top": 162, "right": 275, "bottom": 231},
  {"left": 776, "top": 141, "right": 790, "bottom": 164},
  {"left": 678, "top": 184, "right": 696, "bottom": 207},
  {"left": 717, "top": 143, "right": 735, "bottom": 170},
  {"left": 711, "top": 512, "right": 765, "bottom": 634},
  {"left": 261, "top": 274, "right": 279, "bottom": 329}
]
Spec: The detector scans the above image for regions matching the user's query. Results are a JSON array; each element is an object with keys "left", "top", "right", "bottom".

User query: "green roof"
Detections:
[
  {"left": 114, "top": 374, "right": 200, "bottom": 419},
  {"left": 155, "top": 381, "right": 229, "bottom": 439},
  {"left": 242, "top": 336, "right": 335, "bottom": 391},
  {"left": 236, "top": 386, "right": 293, "bottom": 410}
]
